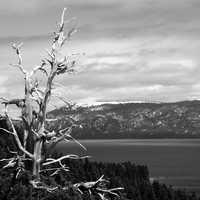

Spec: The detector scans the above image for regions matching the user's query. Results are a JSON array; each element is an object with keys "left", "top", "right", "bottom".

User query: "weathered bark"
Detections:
[
  {"left": 33, "top": 140, "right": 43, "bottom": 179},
  {"left": 23, "top": 76, "right": 34, "bottom": 170}
]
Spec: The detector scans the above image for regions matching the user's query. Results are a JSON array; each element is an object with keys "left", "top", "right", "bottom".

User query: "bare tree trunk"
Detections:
[
  {"left": 23, "top": 78, "right": 34, "bottom": 171},
  {"left": 33, "top": 140, "right": 42, "bottom": 179},
  {"left": 33, "top": 125, "right": 45, "bottom": 179}
]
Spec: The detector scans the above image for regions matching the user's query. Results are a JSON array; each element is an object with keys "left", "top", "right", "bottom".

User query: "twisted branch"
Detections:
[
  {"left": 74, "top": 175, "right": 123, "bottom": 199},
  {"left": 11, "top": 43, "right": 27, "bottom": 75},
  {"left": 43, "top": 154, "right": 89, "bottom": 166},
  {"left": 3, "top": 111, "right": 34, "bottom": 159}
]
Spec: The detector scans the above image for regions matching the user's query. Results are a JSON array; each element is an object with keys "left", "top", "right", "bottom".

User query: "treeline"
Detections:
[
  {"left": 0, "top": 118, "right": 199, "bottom": 200},
  {"left": 72, "top": 128, "right": 200, "bottom": 139},
  {"left": 48, "top": 158, "right": 200, "bottom": 200},
  {"left": 0, "top": 158, "right": 199, "bottom": 200},
  {"left": 0, "top": 150, "right": 199, "bottom": 199}
]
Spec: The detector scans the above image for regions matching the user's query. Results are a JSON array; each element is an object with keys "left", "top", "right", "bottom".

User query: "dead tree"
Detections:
[{"left": 0, "top": 8, "right": 123, "bottom": 199}]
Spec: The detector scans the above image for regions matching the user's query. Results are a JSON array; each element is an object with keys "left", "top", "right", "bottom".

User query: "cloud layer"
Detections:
[{"left": 0, "top": 0, "right": 200, "bottom": 107}]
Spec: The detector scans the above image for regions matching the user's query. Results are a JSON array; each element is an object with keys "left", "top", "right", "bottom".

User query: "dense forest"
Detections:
[{"left": 0, "top": 118, "right": 199, "bottom": 200}]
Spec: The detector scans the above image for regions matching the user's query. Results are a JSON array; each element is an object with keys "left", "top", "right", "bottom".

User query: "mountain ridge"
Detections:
[{"left": 47, "top": 100, "right": 200, "bottom": 139}]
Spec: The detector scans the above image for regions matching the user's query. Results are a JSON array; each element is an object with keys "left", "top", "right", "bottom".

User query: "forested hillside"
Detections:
[
  {"left": 48, "top": 100, "right": 200, "bottom": 139},
  {"left": 0, "top": 118, "right": 199, "bottom": 199}
]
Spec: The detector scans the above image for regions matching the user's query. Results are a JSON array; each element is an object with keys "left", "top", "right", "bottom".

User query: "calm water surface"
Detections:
[{"left": 57, "top": 139, "right": 200, "bottom": 194}]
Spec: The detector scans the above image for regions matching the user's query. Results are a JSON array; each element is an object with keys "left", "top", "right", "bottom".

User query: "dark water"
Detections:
[{"left": 57, "top": 139, "right": 200, "bottom": 194}]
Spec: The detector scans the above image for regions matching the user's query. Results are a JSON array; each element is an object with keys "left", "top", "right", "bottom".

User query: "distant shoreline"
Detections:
[
  {"left": 59, "top": 138, "right": 200, "bottom": 147},
  {"left": 74, "top": 136, "right": 200, "bottom": 140}
]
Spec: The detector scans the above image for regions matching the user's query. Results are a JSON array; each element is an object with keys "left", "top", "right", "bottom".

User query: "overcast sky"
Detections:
[{"left": 1, "top": 0, "right": 200, "bottom": 107}]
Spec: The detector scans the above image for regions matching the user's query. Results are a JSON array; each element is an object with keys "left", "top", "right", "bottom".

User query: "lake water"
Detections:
[{"left": 57, "top": 139, "right": 200, "bottom": 194}]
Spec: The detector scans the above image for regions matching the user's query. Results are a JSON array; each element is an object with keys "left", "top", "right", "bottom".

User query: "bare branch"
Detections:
[
  {"left": 30, "top": 180, "right": 58, "bottom": 193},
  {"left": 74, "top": 175, "right": 106, "bottom": 191},
  {"left": 1, "top": 158, "right": 16, "bottom": 168},
  {"left": 49, "top": 165, "right": 69, "bottom": 176},
  {"left": 1, "top": 98, "right": 25, "bottom": 108},
  {"left": 46, "top": 127, "right": 72, "bottom": 147},
  {"left": 65, "top": 135, "right": 87, "bottom": 151},
  {"left": 67, "top": 27, "right": 77, "bottom": 40},
  {"left": 10, "top": 64, "right": 27, "bottom": 75},
  {"left": 7, "top": 147, "right": 18, "bottom": 155},
  {"left": 98, "top": 193, "right": 108, "bottom": 200},
  {"left": 74, "top": 175, "right": 123, "bottom": 199},
  {"left": 33, "top": 88, "right": 44, "bottom": 101},
  {"left": 46, "top": 124, "right": 86, "bottom": 152},
  {"left": 0, "top": 127, "right": 15, "bottom": 135},
  {"left": 60, "top": 8, "right": 67, "bottom": 28},
  {"left": 46, "top": 118, "right": 58, "bottom": 122},
  {"left": 96, "top": 187, "right": 124, "bottom": 198},
  {"left": 43, "top": 154, "right": 90, "bottom": 166},
  {"left": 11, "top": 43, "right": 27, "bottom": 75},
  {"left": 5, "top": 112, "right": 34, "bottom": 159},
  {"left": 51, "top": 94, "right": 73, "bottom": 109},
  {"left": 40, "top": 166, "right": 69, "bottom": 173},
  {"left": 30, "top": 60, "right": 48, "bottom": 77},
  {"left": 45, "top": 130, "right": 57, "bottom": 140},
  {"left": 45, "top": 49, "right": 55, "bottom": 60},
  {"left": 0, "top": 156, "right": 31, "bottom": 170},
  {"left": 12, "top": 43, "right": 23, "bottom": 64},
  {"left": 31, "top": 129, "right": 40, "bottom": 138},
  {"left": 0, "top": 158, "right": 14, "bottom": 162}
]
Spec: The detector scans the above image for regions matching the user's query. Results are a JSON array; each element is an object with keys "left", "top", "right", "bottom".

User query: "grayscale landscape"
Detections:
[{"left": 0, "top": 0, "right": 200, "bottom": 200}]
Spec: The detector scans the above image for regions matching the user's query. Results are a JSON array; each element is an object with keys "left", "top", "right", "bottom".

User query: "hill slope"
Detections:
[{"left": 47, "top": 100, "right": 200, "bottom": 139}]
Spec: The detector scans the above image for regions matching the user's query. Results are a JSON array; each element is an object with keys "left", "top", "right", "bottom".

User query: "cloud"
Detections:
[
  {"left": 2, "top": 35, "right": 200, "bottom": 103},
  {"left": 0, "top": 0, "right": 42, "bottom": 15},
  {"left": 1, "top": 0, "right": 200, "bottom": 39},
  {"left": 1, "top": 0, "right": 200, "bottom": 104}
]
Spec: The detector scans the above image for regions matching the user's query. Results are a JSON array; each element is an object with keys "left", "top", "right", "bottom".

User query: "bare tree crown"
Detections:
[{"left": 0, "top": 8, "right": 123, "bottom": 200}]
